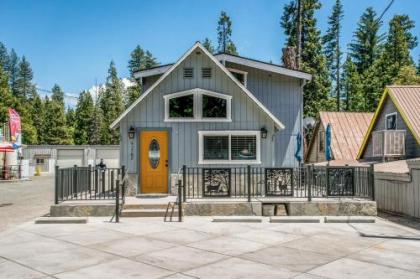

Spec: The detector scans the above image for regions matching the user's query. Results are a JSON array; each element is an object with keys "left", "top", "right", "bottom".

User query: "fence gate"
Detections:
[
  {"left": 265, "top": 168, "right": 294, "bottom": 196},
  {"left": 202, "top": 168, "right": 231, "bottom": 197}
]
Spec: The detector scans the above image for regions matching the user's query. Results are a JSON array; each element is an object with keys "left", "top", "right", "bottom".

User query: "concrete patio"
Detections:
[{"left": 1, "top": 216, "right": 420, "bottom": 278}]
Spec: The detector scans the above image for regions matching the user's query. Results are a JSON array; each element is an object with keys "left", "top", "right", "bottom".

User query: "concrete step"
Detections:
[
  {"left": 212, "top": 216, "right": 263, "bottom": 223},
  {"left": 136, "top": 194, "right": 169, "bottom": 198},
  {"left": 324, "top": 216, "right": 376, "bottom": 223},
  {"left": 270, "top": 216, "right": 321, "bottom": 223},
  {"left": 35, "top": 217, "right": 88, "bottom": 224},
  {"left": 124, "top": 203, "right": 168, "bottom": 210},
  {"left": 121, "top": 209, "right": 178, "bottom": 217}
]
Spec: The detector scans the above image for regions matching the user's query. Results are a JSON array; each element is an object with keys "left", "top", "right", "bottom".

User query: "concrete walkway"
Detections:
[{"left": 1, "top": 216, "right": 420, "bottom": 278}]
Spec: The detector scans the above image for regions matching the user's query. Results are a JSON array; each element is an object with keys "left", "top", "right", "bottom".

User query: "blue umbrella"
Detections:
[
  {"left": 294, "top": 132, "right": 302, "bottom": 163},
  {"left": 325, "top": 123, "right": 332, "bottom": 161}
]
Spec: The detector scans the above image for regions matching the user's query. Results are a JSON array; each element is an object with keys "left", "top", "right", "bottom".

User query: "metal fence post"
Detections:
[
  {"left": 54, "top": 165, "right": 59, "bottom": 204},
  {"left": 178, "top": 179, "right": 183, "bottom": 222},
  {"left": 182, "top": 165, "right": 187, "bottom": 202},
  {"left": 115, "top": 179, "right": 120, "bottom": 223},
  {"left": 370, "top": 164, "right": 375, "bottom": 201},
  {"left": 121, "top": 165, "right": 126, "bottom": 180},
  {"left": 308, "top": 164, "right": 313, "bottom": 202},
  {"left": 88, "top": 165, "right": 92, "bottom": 193},
  {"left": 247, "top": 165, "right": 251, "bottom": 202},
  {"left": 326, "top": 164, "right": 330, "bottom": 196},
  {"left": 73, "top": 165, "right": 78, "bottom": 198}
]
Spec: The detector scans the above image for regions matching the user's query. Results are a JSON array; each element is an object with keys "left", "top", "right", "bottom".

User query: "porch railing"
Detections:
[
  {"left": 54, "top": 165, "right": 126, "bottom": 204},
  {"left": 182, "top": 164, "right": 374, "bottom": 201}
]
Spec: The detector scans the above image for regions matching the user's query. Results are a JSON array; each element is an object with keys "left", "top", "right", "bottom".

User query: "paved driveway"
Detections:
[
  {"left": 0, "top": 176, "right": 54, "bottom": 232},
  {"left": 1, "top": 216, "right": 420, "bottom": 278}
]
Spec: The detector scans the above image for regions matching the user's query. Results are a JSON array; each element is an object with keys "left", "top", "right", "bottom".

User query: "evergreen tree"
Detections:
[
  {"left": 144, "top": 51, "right": 158, "bottom": 69},
  {"left": 8, "top": 49, "right": 19, "bottom": 95},
  {"left": 417, "top": 56, "right": 420, "bottom": 74},
  {"left": 393, "top": 65, "right": 420, "bottom": 85},
  {"left": 281, "top": 0, "right": 333, "bottom": 117},
  {"left": 44, "top": 96, "right": 73, "bottom": 144},
  {"left": 89, "top": 105, "right": 103, "bottom": 145},
  {"left": 74, "top": 91, "right": 94, "bottom": 144},
  {"left": 341, "top": 56, "right": 364, "bottom": 111},
  {"left": 31, "top": 93, "right": 46, "bottom": 144},
  {"left": 125, "top": 85, "right": 140, "bottom": 107},
  {"left": 349, "top": 7, "right": 384, "bottom": 74},
  {"left": 66, "top": 107, "right": 76, "bottom": 142},
  {"left": 0, "top": 42, "right": 9, "bottom": 73},
  {"left": 202, "top": 38, "right": 215, "bottom": 54},
  {"left": 51, "top": 84, "right": 65, "bottom": 107},
  {"left": 99, "top": 61, "right": 125, "bottom": 144},
  {"left": 14, "top": 56, "right": 36, "bottom": 99},
  {"left": 323, "top": 0, "right": 343, "bottom": 111},
  {"left": 0, "top": 66, "right": 15, "bottom": 124},
  {"left": 128, "top": 45, "right": 145, "bottom": 78},
  {"left": 217, "top": 11, "right": 238, "bottom": 55}
]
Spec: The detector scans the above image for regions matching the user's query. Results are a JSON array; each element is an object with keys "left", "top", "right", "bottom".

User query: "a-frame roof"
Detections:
[
  {"left": 357, "top": 85, "right": 420, "bottom": 159},
  {"left": 110, "top": 42, "right": 285, "bottom": 129}
]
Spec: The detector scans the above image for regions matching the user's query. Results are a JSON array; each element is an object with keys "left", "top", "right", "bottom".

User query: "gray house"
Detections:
[
  {"left": 358, "top": 85, "right": 420, "bottom": 161},
  {"left": 111, "top": 42, "right": 311, "bottom": 194}
]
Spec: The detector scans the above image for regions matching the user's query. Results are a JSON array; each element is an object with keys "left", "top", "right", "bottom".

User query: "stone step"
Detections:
[
  {"left": 212, "top": 216, "right": 263, "bottom": 223},
  {"left": 124, "top": 203, "right": 168, "bottom": 210},
  {"left": 270, "top": 216, "right": 321, "bottom": 223},
  {"left": 121, "top": 209, "right": 178, "bottom": 217},
  {"left": 35, "top": 217, "right": 88, "bottom": 224},
  {"left": 324, "top": 216, "right": 376, "bottom": 223}
]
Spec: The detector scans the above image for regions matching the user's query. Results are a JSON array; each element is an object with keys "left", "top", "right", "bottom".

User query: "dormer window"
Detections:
[
  {"left": 227, "top": 68, "right": 248, "bottom": 87},
  {"left": 164, "top": 88, "right": 231, "bottom": 122}
]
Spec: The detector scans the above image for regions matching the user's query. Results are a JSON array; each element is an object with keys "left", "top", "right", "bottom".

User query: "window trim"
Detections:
[
  {"left": 198, "top": 130, "right": 261, "bottom": 165},
  {"left": 227, "top": 67, "right": 248, "bottom": 87},
  {"left": 164, "top": 88, "right": 232, "bottom": 122},
  {"left": 385, "top": 112, "right": 397, "bottom": 130},
  {"left": 318, "top": 130, "right": 325, "bottom": 152}
]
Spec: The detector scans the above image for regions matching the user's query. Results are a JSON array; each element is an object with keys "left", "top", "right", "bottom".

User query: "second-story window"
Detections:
[
  {"left": 227, "top": 68, "right": 248, "bottom": 87},
  {"left": 386, "top": 113, "right": 397, "bottom": 130}
]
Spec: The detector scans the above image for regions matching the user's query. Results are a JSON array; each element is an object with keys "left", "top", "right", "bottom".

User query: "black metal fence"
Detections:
[
  {"left": 55, "top": 165, "right": 126, "bottom": 204},
  {"left": 0, "top": 165, "right": 22, "bottom": 180},
  {"left": 182, "top": 164, "right": 374, "bottom": 200}
]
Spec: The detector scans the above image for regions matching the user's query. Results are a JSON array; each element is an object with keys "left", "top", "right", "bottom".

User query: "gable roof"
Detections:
[
  {"left": 305, "top": 111, "right": 373, "bottom": 161},
  {"left": 110, "top": 42, "right": 285, "bottom": 129},
  {"left": 133, "top": 53, "right": 312, "bottom": 81},
  {"left": 357, "top": 85, "right": 420, "bottom": 159}
]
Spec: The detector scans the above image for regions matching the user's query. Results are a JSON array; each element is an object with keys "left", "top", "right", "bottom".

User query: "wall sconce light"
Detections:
[
  {"left": 128, "top": 126, "right": 135, "bottom": 139},
  {"left": 260, "top": 127, "right": 268, "bottom": 139}
]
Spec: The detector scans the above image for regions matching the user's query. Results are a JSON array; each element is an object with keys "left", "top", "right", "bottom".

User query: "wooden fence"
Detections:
[{"left": 374, "top": 159, "right": 420, "bottom": 218}]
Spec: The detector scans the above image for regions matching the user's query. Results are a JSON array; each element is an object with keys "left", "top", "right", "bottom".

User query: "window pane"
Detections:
[
  {"left": 203, "top": 136, "right": 229, "bottom": 160},
  {"left": 230, "top": 71, "right": 245, "bottom": 85},
  {"left": 386, "top": 114, "right": 396, "bottom": 130},
  {"left": 202, "top": 95, "right": 227, "bottom": 118},
  {"left": 231, "top": 136, "right": 256, "bottom": 160},
  {"left": 169, "top": 95, "right": 194, "bottom": 118},
  {"left": 319, "top": 131, "right": 325, "bottom": 152}
]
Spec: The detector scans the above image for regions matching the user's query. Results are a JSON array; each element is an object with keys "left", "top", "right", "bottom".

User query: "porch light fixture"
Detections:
[
  {"left": 260, "top": 127, "right": 268, "bottom": 139},
  {"left": 128, "top": 126, "right": 135, "bottom": 139}
]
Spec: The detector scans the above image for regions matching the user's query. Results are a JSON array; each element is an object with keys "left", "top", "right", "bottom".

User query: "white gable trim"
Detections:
[{"left": 110, "top": 42, "right": 285, "bottom": 130}]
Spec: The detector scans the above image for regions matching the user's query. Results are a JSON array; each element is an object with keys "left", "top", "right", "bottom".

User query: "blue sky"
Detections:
[{"left": 1, "top": 0, "right": 419, "bottom": 99}]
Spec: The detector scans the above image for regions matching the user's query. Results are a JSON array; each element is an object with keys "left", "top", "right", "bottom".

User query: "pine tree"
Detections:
[
  {"left": 51, "top": 84, "right": 65, "bottom": 107},
  {"left": 341, "top": 56, "right": 364, "bottom": 111},
  {"left": 128, "top": 45, "right": 145, "bottom": 78},
  {"left": 0, "top": 66, "right": 15, "bottom": 124},
  {"left": 323, "top": 0, "right": 343, "bottom": 111},
  {"left": 8, "top": 49, "right": 19, "bottom": 95},
  {"left": 125, "top": 85, "right": 140, "bottom": 107},
  {"left": 202, "top": 38, "right": 215, "bottom": 54},
  {"left": 14, "top": 56, "right": 36, "bottom": 99},
  {"left": 349, "top": 7, "right": 384, "bottom": 74},
  {"left": 44, "top": 96, "right": 73, "bottom": 144},
  {"left": 66, "top": 107, "right": 76, "bottom": 142},
  {"left": 217, "top": 11, "right": 238, "bottom": 55},
  {"left": 89, "top": 105, "right": 103, "bottom": 145},
  {"left": 417, "top": 56, "right": 420, "bottom": 74},
  {"left": 99, "top": 61, "right": 125, "bottom": 144},
  {"left": 393, "top": 65, "right": 420, "bottom": 85},
  {"left": 74, "top": 91, "right": 94, "bottom": 144},
  {"left": 0, "top": 42, "right": 9, "bottom": 73},
  {"left": 144, "top": 51, "right": 158, "bottom": 69},
  {"left": 31, "top": 93, "right": 46, "bottom": 144},
  {"left": 281, "top": 0, "right": 333, "bottom": 117}
]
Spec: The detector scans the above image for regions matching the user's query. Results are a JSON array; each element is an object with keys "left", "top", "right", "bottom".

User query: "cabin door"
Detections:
[{"left": 140, "top": 131, "right": 169, "bottom": 193}]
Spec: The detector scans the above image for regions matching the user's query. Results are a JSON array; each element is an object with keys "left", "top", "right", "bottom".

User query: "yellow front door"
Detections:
[{"left": 140, "top": 131, "right": 169, "bottom": 193}]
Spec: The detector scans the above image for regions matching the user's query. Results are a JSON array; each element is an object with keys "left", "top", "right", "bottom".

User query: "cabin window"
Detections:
[
  {"left": 199, "top": 131, "right": 261, "bottom": 164},
  {"left": 202, "top": 95, "right": 227, "bottom": 118},
  {"left": 386, "top": 113, "right": 397, "bottom": 130},
  {"left": 319, "top": 131, "right": 325, "bottom": 152},
  {"left": 168, "top": 94, "right": 194, "bottom": 118},
  {"left": 227, "top": 68, "right": 248, "bottom": 87},
  {"left": 183, "top": 67, "right": 194, "bottom": 78},
  {"left": 201, "top": 67, "right": 212, "bottom": 78},
  {"left": 164, "top": 89, "right": 231, "bottom": 122}
]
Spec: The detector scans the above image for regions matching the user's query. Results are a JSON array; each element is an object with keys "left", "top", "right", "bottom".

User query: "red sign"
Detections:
[{"left": 8, "top": 108, "right": 21, "bottom": 144}]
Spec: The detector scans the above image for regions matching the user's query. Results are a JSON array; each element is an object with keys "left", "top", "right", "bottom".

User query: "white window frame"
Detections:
[
  {"left": 227, "top": 67, "right": 248, "bottom": 87},
  {"left": 164, "top": 88, "right": 232, "bottom": 122},
  {"left": 385, "top": 112, "right": 397, "bottom": 130},
  {"left": 198, "top": 130, "right": 261, "bottom": 165}
]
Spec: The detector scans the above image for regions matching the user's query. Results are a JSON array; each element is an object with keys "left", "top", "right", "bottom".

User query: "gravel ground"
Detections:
[{"left": 0, "top": 176, "right": 54, "bottom": 232}]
